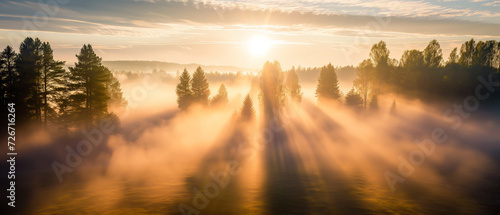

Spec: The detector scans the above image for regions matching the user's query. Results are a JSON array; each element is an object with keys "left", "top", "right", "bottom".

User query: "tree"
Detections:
[
  {"left": 176, "top": 69, "right": 192, "bottom": 110},
  {"left": 345, "top": 88, "right": 363, "bottom": 110},
  {"left": 447, "top": 48, "right": 459, "bottom": 65},
  {"left": 241, "top": 94, "right": 255, "bottom": 121},
  {"left": 390, "top": 99, "right": 397, "bottom": 115},
  {"left": 0, "top": 46, "right": 17, "bottom": 107},
  {"left": 459, "top": 39, "right": 476, "bottom": 66},
  {"left": 285, "top": 67, "right": 302, "bottom": 103},
  {"left": 400, "top": 49, "right": 424, "bottom": 93},
  {"left": 191, "top": 66, "right": 210, "bottom": 106},
  {"left": 370, "top": 41, "right": 391, "bottom": 93},
  {"left": 106, "top": 70, "right": 127, "bottom": 113},
  {"left": 68, "top": 44, "right": 112, "bottom": 127},
  {"left": 369, "top": 94, "right": 379, "bottom": 111},
  {"left": 211, "top": 84, "right": 228, "bottom": 105},
  {"left": 40, "top": 42, "right": 66, "bottom": 126},
  {"left": 315, "top": 63, "right": 341, "bottom": 103},
  {"left": 260, "top": 61, "right": 285, "bottom": 116},
  {"left": 401, "top": 50, "right": 424, "bottom": 68},
  {"left": 354, "top": 59, "right": 374, "bottom": 111},
  {"left": 423, "top": 39, "right": 443, "bottom": 68},
  {"left": 474, "top": 40, "right": 497, "bottom": 67},
  {"left": 15, "top": 37, "right": 43, "bottom": 123}
]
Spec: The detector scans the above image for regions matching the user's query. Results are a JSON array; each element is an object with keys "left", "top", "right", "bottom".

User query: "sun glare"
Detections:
[{"left": 248, "top": 36, "right": 271, "bottom": 56}]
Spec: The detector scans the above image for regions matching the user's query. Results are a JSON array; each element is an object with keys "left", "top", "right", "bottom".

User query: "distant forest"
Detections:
[
  {"left": 102, "top": 60, "right": 256, "bottom": 74},
  {"left": 175, "top": 39, "right": 500, "bottom": 115}
]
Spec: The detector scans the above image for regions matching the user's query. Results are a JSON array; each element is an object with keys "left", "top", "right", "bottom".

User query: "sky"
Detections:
[{"left": 1, "top": 0, "right": 500, "bottom": 69}]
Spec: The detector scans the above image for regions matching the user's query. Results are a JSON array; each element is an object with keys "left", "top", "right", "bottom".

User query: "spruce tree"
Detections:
[
  {"left": 390, "top": 99, "right": 397, "bottom": 115},
  {"left": 0, "top": 46, "right": 17, "bottom": 107},
  {"left": 176, "top": 69, "right": 192, "bottom": 110},
  {"left": 106, "top": 70, "right": 128, "bottom": 113},
  {"left": 211, "top": 84, "right": 228, "bottom": 105},
  {"left": 369, "top": 94, "right": 379, "bottom": 111},
  {"left": 285, "top": 67, "right": 302, "bottom": 104},
  {"left": 315, "top": 63, "right": 341, "bottom": 103},
  {"left": 260, "top": 61, "right": 285, "bottom": 116},
  {"left": 191, "top": 66, "right": 210, "bottom": 105},
  {"left": 241, "top": 94, "right": 255, "bottom": 121},
  {"left": 68, "top": 44, "right": 111, "bottom": 127},
  {"left": 15, "top": 37, "right": 43, "bottom": 123},
  {"left": 40, "top": 42, "right": 66, "bottom": 126}
]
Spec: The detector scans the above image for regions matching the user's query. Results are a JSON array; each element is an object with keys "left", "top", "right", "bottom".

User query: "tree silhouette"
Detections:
[
  {"left": 370, "top": 41, "right": 391, "bottom": 94},
  {"left": 68, "top": 44, "right": 112, "bottom": 127},
  {"left": 285, "top": 67, "right": 302, "bottom": 104},
  {"left": 106, "top": 71, "right": 128, "bottom": 113},
  {"left": 447, "top": 48, "right": 459, "bottom": 65},
  {"left": 459, "top": 39, "right": 476, "bottom": 66},
  {"left": 191, "top": 66, "right": 210, "bottom": 106},
  {"left": 474, "top": 40, "right": 497, "bottom": 67},
  {"left": 176, "top": 69, "right": 192, "bottom": 110},
  {"left": 211, "top": 84, "right": 228, "bottom": 105},
  {"left": 345, "top": 88, "right": 363, "bottom": 110},
  {"left": 423, "top": 39, "right": 443, "bottom": 68},
  {"left": 0, "top": 46, "right": 17, "bottom": 108},
  {"left": 369, "top": 94, "right": 379, "bottom": 111},
  {"left": 400, "top": 49, "right": 424, "bottom": 94},
  {"left": 354, "top": 59, "right": 374, "bottom": 111},
  {"left": 390, "top": 99, "right": 397, "bottom": 115},
  {"left": 260, "top": 61, "right": 285, "bottom": 117},
  {"left": 40, "top": 42, "right": 66, "bottom": 126},
  {"left": 15, "top": 37, "right": 43, "bottom": 123},
  {"left": 315, "top": 63, "right": 341, "bottom": 103},
  {"left": 241, "top": 94, "right": 255, "bottom": 121}
]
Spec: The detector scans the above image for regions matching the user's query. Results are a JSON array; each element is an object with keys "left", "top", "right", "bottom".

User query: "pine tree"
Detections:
[
  {"left": 211, "top": 84, "right": 228, "bottom": 105},
  {"left": 106, "top": 70, "right": 128, "bottom": 113},
  {"left": 0, "top": 46, "right": 17, "bottom": 107},
  {"left": 15, "top": 37, "right": 43, "bottom": 123},
  {"left": 390, "top": 99, "right": 397, "bottom": 115},
  {"left": 241, "top": 94, "right": 255, "bottom": 121},
  {"left": 315, "top": 63, "right": 341, "bottom": 103},
  {"left": 260, "top": 61, "right": 285, "bottom": 117},
  {"left": 285, "top": 67, "right": 302, "bottom": 104},
  {"left": 191, "top": 66, "right": 210, "bottom": 106},
  {"left": 40, "top": 42, "right": 66, "bottom": 126},
  {"left": 68, "top": 44, "right": 111, "bottom": 127},
  {"left": 176, "top": 69, "right": 192, "bottom": 110}
]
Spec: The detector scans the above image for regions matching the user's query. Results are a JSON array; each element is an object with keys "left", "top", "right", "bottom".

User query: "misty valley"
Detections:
[{"left": 1, "top": 37, "right": 500, "bottom": 215}]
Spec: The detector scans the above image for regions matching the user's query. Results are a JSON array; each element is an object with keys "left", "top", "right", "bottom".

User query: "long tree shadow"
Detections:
[{"left": 168, "top": 118, "right": 256, "bottom": 214}]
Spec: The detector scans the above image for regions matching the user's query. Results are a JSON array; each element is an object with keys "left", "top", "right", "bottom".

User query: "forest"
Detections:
[
  {"left": 173, "top": 39, "right": 500, "bottom": 117},
  {"left": 1, "top": 37, "right": 500, "bottom": 133}
]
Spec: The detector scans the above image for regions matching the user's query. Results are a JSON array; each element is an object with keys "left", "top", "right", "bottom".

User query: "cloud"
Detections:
[
  {"left": 1, "top": 0, "right": 500, "bottom": 38},
  {"left": 484, "top": 1, "right": 500, "bottom": 7}
]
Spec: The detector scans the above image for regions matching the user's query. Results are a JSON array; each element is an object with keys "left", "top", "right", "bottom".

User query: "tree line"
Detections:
[
  {"left": 0, "top": 37, "right": 126, "bottom": 131},
  {"left": 315, "top": 39, "right": 500, "bottom": 112},
  {"left": 176, "top": 61, "right": 303, "bottom": 120}
]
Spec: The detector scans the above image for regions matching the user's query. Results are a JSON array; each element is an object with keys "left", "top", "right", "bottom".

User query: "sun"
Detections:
[{"left": 248, "top": 36, "right": 271, "bottom": 56}]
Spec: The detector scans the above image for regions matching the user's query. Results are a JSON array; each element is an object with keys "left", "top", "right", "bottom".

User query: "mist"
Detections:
[{"left": 3, "top": 77, "right": 500, "bottom": 214}]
